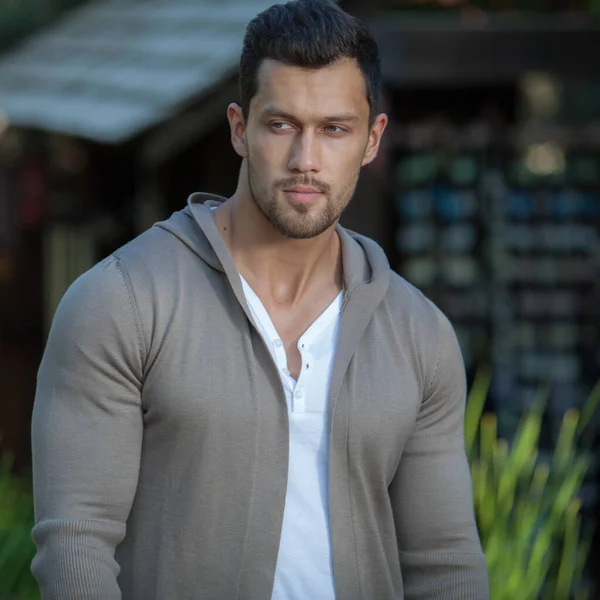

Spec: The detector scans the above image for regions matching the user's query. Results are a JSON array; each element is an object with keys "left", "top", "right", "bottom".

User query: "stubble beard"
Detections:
[{"left": 247, "top": 158, "right": 359, "bottom": 240}]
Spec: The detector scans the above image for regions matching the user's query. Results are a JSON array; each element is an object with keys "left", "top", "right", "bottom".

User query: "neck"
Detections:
[{"left": 214, "top": 168, "right": 343, "bottom": 306}]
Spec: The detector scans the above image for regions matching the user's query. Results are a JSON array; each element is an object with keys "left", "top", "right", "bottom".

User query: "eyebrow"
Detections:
[{"left": 260, "top": 108, "right": 361, "bottom": 123}]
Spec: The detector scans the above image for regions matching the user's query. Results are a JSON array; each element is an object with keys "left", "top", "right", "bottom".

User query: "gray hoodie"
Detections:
[{"left": 31, "top": 193, "right": 489, "bottom": 599}]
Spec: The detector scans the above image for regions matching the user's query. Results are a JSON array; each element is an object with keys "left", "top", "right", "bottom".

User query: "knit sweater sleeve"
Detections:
[
  {"left": 31, "top": 256, "right": 145, "bottom": 599},
  {"left": 389, "top": 307, "right": 490, "bottom": 599}
]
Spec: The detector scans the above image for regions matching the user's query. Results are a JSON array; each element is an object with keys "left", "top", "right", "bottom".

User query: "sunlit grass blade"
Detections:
[
  {"left": 577, "top": 380, "right": 600, "bottom": 437},
  {"left": 465, "top": 368, "right": 491, "bottom": 458},
  {"left": 554, "top": 499, "right": 581, "bottom": 600}
]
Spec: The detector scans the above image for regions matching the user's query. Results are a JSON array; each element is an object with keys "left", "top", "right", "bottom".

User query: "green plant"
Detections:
[
  {"left": 466, "top": 371, "right": 600, "bottom": 600},
  {"left": 0, "top": 455, "right": 38, "bottom": 600}
]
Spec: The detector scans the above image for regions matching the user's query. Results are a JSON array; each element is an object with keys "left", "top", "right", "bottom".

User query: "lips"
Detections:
[{"left": 283, "top": 187, "right": 322, "bottom": 204}]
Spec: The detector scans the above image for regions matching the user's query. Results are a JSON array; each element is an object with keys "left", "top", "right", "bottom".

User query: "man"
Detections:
[{"left": 31, "top": 0, "right": 489, "bottom": 598}]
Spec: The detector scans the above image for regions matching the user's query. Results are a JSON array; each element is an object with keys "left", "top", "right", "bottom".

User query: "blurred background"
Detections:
[{"left": 0, "top": 0, "right": 599, "bottom": 598}]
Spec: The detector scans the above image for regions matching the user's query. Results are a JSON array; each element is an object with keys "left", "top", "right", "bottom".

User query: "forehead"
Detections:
[{"left": 251, "top": 57, "right": 370, "bottom": 122}]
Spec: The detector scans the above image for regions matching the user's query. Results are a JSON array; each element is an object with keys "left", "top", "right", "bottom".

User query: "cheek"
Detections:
[
  {"left": 249, "top": 138, "right": 286, "bottom": 177},
  {"left": 325, "top": 138, "right": 366, "bottom": 164},
  {"left": 327, "top": 146, "right": 364, "bottom": 180}
]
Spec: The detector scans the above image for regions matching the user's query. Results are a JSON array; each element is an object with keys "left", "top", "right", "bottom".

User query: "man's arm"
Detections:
[
  {"left": 390, "top": 307, "right": 489, "bottom": 599},
  {"left": 31, "top": 256, "right": 145, "bottom": 599}
]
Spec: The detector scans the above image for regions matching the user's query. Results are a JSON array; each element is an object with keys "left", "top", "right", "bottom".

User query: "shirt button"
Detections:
[
  {"left": 273, "top": 339, "right": 283, "bottom": 348},
  {"left": 294, "top": 389, "right": 304, "bottom": 399}
]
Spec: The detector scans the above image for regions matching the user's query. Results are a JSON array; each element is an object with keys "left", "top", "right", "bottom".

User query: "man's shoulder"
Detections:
[
  {"left": 106, "top": 209, "right": 217, "bottom": 285},
  {"left": 386, "top": 270, "right": 442, "bottom": 321},
  {"left": 382, "top": 269, "right": 456, "bottom": 356},
  {"left": 55, "top": 222, "right": 176, "bottom": 323},
  {"left": 111, "top": 211, "right": 189, "bottom": 268},
  {"left": 380, "top": 271, "right": 463, "bottom": 397},
  {"left": 72, "top": 209, "right": 215, "bottom": 311}
]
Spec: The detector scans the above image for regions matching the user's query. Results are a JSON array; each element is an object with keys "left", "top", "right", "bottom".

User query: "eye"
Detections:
[
  {"left": 271, "top": 122, "right": 293, "bottom": 132},
  {"left": 324, "top": 125, "right": 345, "bottom": 134}
]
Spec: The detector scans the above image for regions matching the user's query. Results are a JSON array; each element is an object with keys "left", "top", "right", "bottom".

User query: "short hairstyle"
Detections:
[{"left": 239, "top": 0, "right": 382, "bottom": 124}]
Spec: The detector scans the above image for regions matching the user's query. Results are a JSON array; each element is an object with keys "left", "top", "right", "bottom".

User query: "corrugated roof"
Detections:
[{"left": 0, "top": 0, "right": 274, "bottom": 143}]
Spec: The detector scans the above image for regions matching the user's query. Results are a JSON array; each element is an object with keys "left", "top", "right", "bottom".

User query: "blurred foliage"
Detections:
[
  {"left": 466, "top": 371, "right": 600, "bottom": 600},
  {"left": 0, "top": 455, "right": 38, "bottom": 600}
]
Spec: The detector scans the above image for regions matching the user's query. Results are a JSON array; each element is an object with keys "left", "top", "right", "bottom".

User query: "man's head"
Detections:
[{"left": 228, "top": 0, "right": 388, "bottom": 239}]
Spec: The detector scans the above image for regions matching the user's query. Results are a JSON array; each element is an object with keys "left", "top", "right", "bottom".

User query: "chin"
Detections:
[{"left": 275, "top": 214, "right": 334, "bottom": 240}]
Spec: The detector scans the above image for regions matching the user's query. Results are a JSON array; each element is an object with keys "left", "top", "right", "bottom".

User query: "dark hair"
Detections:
[{"left": 239, "top": 0, "right": 382, "bottom": 124}]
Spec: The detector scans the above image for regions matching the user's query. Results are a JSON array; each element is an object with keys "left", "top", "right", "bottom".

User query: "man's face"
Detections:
[{"left": 238, "top": 58, "right": 386, "bottom": 239}]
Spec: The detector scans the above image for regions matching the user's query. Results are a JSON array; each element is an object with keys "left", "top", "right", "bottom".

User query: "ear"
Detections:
[
  {"left": 361, "top": 113, "right": 388, "bottom": 167},
  {"left": 228, "top": 103, "right": 248, "bottom": 158}
]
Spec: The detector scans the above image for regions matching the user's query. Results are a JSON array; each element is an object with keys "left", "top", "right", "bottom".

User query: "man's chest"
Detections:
[
  {"left": 141, "top": 299, "right": 423, "bottom": 483},
  {"left": 242, "top": 279, "right": 343, "bottom": 381},
  {"left": 241, "top": 276, "right": 342, "bottom": 411}
]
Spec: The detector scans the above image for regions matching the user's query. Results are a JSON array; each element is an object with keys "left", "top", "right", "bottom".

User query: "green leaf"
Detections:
[
  {"left": 553, "top": 408, "right": 580, "bottom": 474},
  {"left": 577, "top": 380, "right": 600, "bottom": 437},
  {"left": 465, "top": 368, "right": 491, "bottom": 459},
  {"left": 0, "top": 453, "right": 37, "bottom": 598},
  {"left": 554, "top": 499, "right": 581, "bottom": 600}
]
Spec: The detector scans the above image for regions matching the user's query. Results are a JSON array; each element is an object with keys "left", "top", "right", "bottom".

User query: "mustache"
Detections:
[{"left": 274, "top": 177, "right": 331, "bottom": 195}]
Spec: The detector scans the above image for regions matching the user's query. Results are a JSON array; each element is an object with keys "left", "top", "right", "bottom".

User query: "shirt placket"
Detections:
[
  {"left": 272, "top": 338, "right": 295, "bottom": 401},
  {"left": 294, "top": 338, "right": 315, "bottom": 413}
]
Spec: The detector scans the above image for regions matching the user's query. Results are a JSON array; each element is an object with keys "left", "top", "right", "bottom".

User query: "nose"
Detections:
[{"left": 287, "top": 130, "right": 321, "bottom": 173}]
